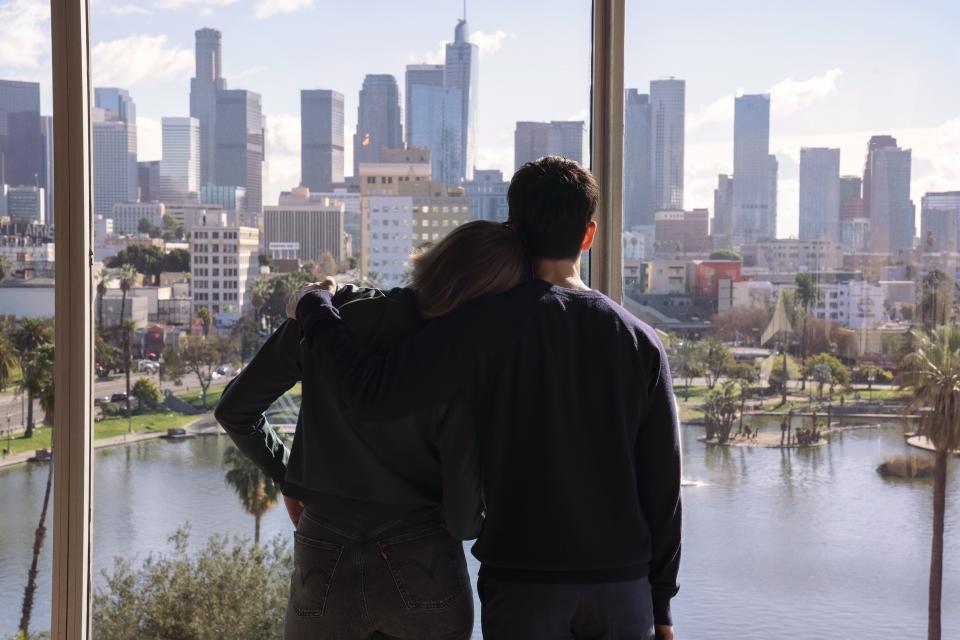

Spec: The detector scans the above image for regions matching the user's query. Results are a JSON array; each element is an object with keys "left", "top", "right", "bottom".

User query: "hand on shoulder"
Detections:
[{"left": 285, "top": 277, "right": 338, "bottom": 320}]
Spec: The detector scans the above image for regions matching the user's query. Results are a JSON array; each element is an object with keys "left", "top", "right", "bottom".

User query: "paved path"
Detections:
[{"left": 905, "top": 435, "right": 960, "bottom": 457}]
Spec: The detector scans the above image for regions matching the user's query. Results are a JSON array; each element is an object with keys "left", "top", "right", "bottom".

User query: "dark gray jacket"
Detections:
[{"left": 214, "top": 284, "right": 483, "bottom": 540}]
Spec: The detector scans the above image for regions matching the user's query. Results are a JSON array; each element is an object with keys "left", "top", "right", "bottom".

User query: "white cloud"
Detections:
[
  {"left": 470, "top": 29, "right": 512, "bottom": 55},
  {"left": 92, "top": 35, "right": 193, "bottom": 87},
  {"left": 106, "top": 3, "right": 152, "bottom": 15},
  {"left": 136, "top": 116, "right": 162, "bottom": 162},
  {"left": 254, "top": 0, "right": 312, "bottom": 18},
  {"left": 232, "top": 65, "right": 267, "bottom": 80},
  {"left": 688, "top": 69, "right": 843, "bottom": 131},
  {"left": 153, "top": 0, "right": 237, "bottom": 10},
  {"left": 264, "top": 113, "right": 300, "bottom": 205},
  {"left": 0, "top": 0, "right": 50, "bottom": 70}
]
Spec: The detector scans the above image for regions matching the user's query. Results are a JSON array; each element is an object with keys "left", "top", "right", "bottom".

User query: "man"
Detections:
[{"left": 296, "top": 157, "right": 681, "bottom": 639}]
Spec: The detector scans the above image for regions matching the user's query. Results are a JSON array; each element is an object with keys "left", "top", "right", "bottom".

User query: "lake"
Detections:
[{"left": 1, "top": 422, "right": 957, "bottom": 639}]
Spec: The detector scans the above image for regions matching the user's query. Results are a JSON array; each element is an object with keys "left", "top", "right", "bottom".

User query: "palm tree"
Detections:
[
  {"left": 0, "top": 335, "right": 19, "bottom": 392},
  {"left": 899, "top": 326, "right": 960, "bottom": 640},
  {"left": 795, "top": 273, "right": 822, "bottom": 390},
  {"left": 12, "top": 319, "right": 53, "bottom": 438},
  {"left": 223, "top": 445, "right": 281, "bottom": 545},
  {"left": 96, "top": 267, "right": 113, "bottom": 330},
  {"left": 119, "top": 318, "right": 138, "bottom": 429},
  {"left": 197, "top": 306, "right": 212, "bottom": 338},
  {"left": 0, "top": 254, "right": 11, "bottom": 281},
  {"left": 18, "top": 460, "right": 52, "bottom": 638},
  {"left": 116, "top": 264, "right": 137, "bottom": 329}
]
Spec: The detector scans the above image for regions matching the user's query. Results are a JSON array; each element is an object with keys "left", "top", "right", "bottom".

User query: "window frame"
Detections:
[{"left": 47, "top": 1, "right": 626, "bottom": 636}]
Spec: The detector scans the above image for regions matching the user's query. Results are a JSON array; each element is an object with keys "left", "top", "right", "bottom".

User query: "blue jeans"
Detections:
[
  {"left": 478, "top": 572, "right": 656, "bottom": 640},
  {"left": 284, "top": 507, "right": 473, "bottom": 640}
]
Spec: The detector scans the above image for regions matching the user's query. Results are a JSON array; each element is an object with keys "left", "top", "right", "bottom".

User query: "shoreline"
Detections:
[{"left": 697, "top": 433, "right": 829, "bottom": 449}]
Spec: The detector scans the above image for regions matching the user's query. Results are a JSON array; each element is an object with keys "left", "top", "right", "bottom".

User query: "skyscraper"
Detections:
[
  {"left": 863, "top": 135, "right": 913, "bottom": 253},
  {"left": 94, "top": 87, "right": 136, "bottom": 124},
  {"left": 190, "top": 28, "right": 227, "bottom": 186},
  {"left": 41, "top": 116, "right": 53, "bottom": 225},
  {"left": 92, "top": 106, "right": 137, "bottom": 217},
  {"left": 405, "top": 64, "right": 444, "bottom": 149},
  {"left": 301, "top": 89, "right": 345, "bottom": 191},
  {"left": 352, "top": 75, "right": 403, "bottom": 178},
  {"left": 920, "top": 191, "right": 960, "bottom": 253},
  {"left": 405, "top": 64, "right": 458, "bottom": 186},
  {"left": 138, "top": 161, "right": 161, "bottom": 202},
  {"left": 732, "top": 94, "right": 775, "bottom": 245},
  {"left": 712, "top": 174, "right": 734, "bottom": 240},
  {"left": 0, "top": 80, "right": 43, "bottom": 189},
  {"left": 215, "top": 90, "right": 264, "bottom": 215},
  {"left": 514, "top": 121, "right": 584, "bottom": 170},
  {"left": 623, "top": 89, "right": 653, "bottom": 229},
  {"left": 160, "top": 117, "right": 201, "bottom": 203},
  {"left": 839, "top": 175, "right": 863, "bottom": 220},
  {"left": 649, "top": 78, "right": 684, "bottom": 211},
  {"left": 798, "top": 147, "right": 840, "bottom": 240},
  {"left": 443, "top": 19, "right": 479, "bottom": 182}
]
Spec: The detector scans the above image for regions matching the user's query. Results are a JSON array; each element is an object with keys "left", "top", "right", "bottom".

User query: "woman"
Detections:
[{"left": 214, "top": 221, "right": 528, "bottom": 640}]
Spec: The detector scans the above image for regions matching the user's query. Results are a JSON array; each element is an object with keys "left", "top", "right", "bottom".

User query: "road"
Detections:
[{"left": 0, "top": 372, "right": 230, "bottom": 437}]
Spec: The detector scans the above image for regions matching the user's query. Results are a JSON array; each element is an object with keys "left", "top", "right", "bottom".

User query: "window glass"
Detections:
[
  {"left": 87, "top": 1, "right": 588, "bottom": 637},
  {"left": 0, "top": 0, "right": 57, "bottom": 636},
  {"left": 624, "top": 1, "right": 960, "bottom": 636}
]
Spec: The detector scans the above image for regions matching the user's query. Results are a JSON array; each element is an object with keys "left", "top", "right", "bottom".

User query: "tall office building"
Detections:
[
  {"left": 712, "top": 174, "right": 734, "bottom": 240},
  {"left": 649, "top": 78, "right": 685, "bottom": 211},
  {"left": 159, "top": 117, "right": 200, "bottom": 203},
  {"left": 732, "top": 94, "right": 776, "bottom": 245},
  {"left": 40, "top": 116, "right": 54, "bottom": 225},
  {"left": 301, "top": 90, "right": 344, "bottom": 192},
  {"left": 265, "top": 188, "right": 345, "bottom": 264},
  {"left": 215, "top": 89, "right": 264, "bottom": 215},
  {"left": 94, "top": 87, "right": 136, "bottom": 123},
  {"left": 443, "top": 19, "right": 479, "bottom": 182},
  {"left": 514, "top": 121, "right": 584, "bottom": 170},
  {"left": 798, "top": 147, "right": 840, "bottom": 240},
  {"left": 190, "top": 28, "right": 227, "bottom": 186},
  {"left": 138, "top": 161, "right": 161, "bottom": 202},
  {"left": 863, "top": 135, "right": 913, "bottom": 253},
  {"left": 5, "top": 186, "right": 45, "bottom": 224},
  {"left": 92, "top": 106, "right": 138, "bottom": 217},
  {"left": 920, "top": 191, "right": 960, "bottom": 253},
  {"left": 405, "top": 64, "right": 461, "bottom": 186},
  {"left": 839, "top": 175, "right": 863, "bottom": 220},
  {"left": 464, "top": 169, "right": 509, "bottom": 222},
  {"left": 623, "top": 89, "right": 653, "bottom": 229},
  {"left": 0, "top": 80, "right": 43, "bottom": 189},
  {"left": 405, "top": 64, "right": 444, "bottom": 148},
  {"left": 352, "top": 75, "right": 403, "bottom": 178}
]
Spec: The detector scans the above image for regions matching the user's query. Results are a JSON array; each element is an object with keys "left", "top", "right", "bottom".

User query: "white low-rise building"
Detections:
[{"left": 188, "top": 210, "right": 259, "bottom": 321}]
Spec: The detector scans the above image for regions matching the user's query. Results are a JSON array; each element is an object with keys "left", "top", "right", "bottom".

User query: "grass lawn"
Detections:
[
  {"left": 179, "top": 381, "right": 302, "bottom": 411},
  {"left": 4, "top": 412, "right": 197, "bottom": 456}
]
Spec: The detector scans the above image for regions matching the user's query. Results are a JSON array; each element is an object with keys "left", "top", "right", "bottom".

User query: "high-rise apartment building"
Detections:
[
  {"left": 443, "top": 19, "right": 479, "bottom": 182},
  {"left": 839, "top": 175, "right": 863, "bottom": 220},
  {"left": 649, "top": 78, "right": 685, "bottom": 211},
  {"left": 623, "top": 89, "right": 653, "bottom": 229},
  {"left": 301, "top": 89, "right": 344, "bottom": 191},
  {"left": 92, "top": 106, "right": 138, "bottom": 217},
  {"left": 189, "top": 210, "right": 259, "bottom": 318},
  {"left": 732, "top": 94, "right": 776, "bottom": 245},
  {"left": 264, "top": 187, "right": 345, "bottom": 264},
  {"left": 0, "top": 80, "right": 43, "bottom": 190},
  {"left": 353, "top": 75, "right": 403, "bottom": 178},
  {"left": 863, "top": 135, "right": 913, "bottom": 253},
  {"left": 94, "top": 87, "right": 136, "bottom": 124},
  {"left": 214, "top": 89, "right": 264, "bottom": 215},
  {"left": 514, "top": 121, "right": 584, "bottom": 170},
  {"left": 798, "top": 147, "right": 840, "bottom": 240},
  {"left": 712, "top": 174, "right": 734, "bottom": 241},
  {"left": 920, "top": 191, "right": 960, "bottom": 253},
  {"left": 190, "top": 28, "right": 227, "bottom": 186},
  {"left": 159, "top": 117, "right": 200, "bottom": 203}
]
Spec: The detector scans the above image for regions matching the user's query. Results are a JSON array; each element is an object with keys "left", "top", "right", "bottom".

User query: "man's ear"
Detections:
[{"left": 581, "top": 221, "right": 598, "bottom": 252}]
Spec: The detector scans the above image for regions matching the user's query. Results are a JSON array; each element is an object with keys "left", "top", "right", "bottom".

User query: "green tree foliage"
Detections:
[
  {"left": 708, "top": 248, "right": 742, "bottom": 261},
  {"left": 316, "top": 251, "right": 338, "bottom": 277},
  {"left": 0, "top": 335, "right": 19, "bottom": 392},
  {"left": 258, "top": 272, "right": 315, "bottom": 331},
  {"left": 161, "top": 213, "right": 186, "bottom": 241},
  {"left": 710, "top": 306, "right": 768, "bottom": 345},
  {"left": 701, "top": 337, "right": 733, "bottom": 389},
  {"left": 802, "top": 353, "right": 851, "bottom": 399},
  {"left": 703, "top": 381, "right": 739, "bottom": 444},
  {"left": 854, "top": 364, "right": 893, "bottom": 392},
  {"left": 920, "top": 270, "right": 956, "bottom": 333},
  {"left": 669, "top": 339, "right": 706, "bottom": 399},
  {"left": 898, "top": 326, "right": 960, "bottom": 640},
  {"left": 137, "top": 217, "right": 163, "bottom": 238},
  {"left": 108, "top": 247, "right": 160, "bottom": 284},
  {"left": 223, "top": 446, "right": 283, "bottom": 545},
  {"left": 768, "top": 353, "right": 798, "bottom": 401},
  {"left": 161, "top": 248, "right": 190, "bottom": 274},
  {"left": 93, "top": 529, "right": 291, "bottom": 640},
  {"left": 131, "top": 378, "right": 162, "bottom": 412},
  {"left": 163, "top": 336, "right": 239, "bottom": 409},
  {"left": 230, "top": 316, "right": 265, "bottom": 362},
  {"left": 12, "top": 319, "right": 53, "bottom": 437},
  {"left": 0, "top": 254, "right": 12, "bottom": 281}
]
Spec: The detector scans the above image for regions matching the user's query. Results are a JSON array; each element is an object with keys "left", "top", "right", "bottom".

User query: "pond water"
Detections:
[{"left": 1, "top": 422, "right": 957, "bottom": 639}]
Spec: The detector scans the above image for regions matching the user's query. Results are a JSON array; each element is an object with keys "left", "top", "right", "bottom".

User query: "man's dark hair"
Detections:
[{"left": 507, "top": 156, "right": 600, "bottom": 260}]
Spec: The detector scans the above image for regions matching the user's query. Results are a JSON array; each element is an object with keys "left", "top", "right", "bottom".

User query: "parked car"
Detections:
[
  {"left": 110, "top": 392, "right": 128, "bottom": 403},
  {"left": 138, "top": 360, "right": 159, "bottom": 374}
]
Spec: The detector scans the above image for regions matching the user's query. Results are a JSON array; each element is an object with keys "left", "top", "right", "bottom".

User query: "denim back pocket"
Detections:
[
  {"left": 291, "top": 532, "right": 344, "bottom": 617},
  {"left": 377, "top": 524, "right": 466, "bottom": 610}
]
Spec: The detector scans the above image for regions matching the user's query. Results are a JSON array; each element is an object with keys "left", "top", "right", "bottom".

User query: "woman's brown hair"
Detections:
[{"left": 410, "top": 220, "right": 529, "bottom": 318}]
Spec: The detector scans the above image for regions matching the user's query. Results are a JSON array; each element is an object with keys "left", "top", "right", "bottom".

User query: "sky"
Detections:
[{"left": 2, "top": 0, "right": 959, "bottom": 238}]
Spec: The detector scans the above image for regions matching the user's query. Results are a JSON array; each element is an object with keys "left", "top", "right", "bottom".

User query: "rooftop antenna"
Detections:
[{"left": 463, "top": 0, "right": 467, "bottom": 21}]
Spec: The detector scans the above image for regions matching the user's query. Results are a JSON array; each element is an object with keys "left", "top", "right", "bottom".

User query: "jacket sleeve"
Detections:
[
  {"left": 434, "top": 399, "right": 484, "bottom": 540},
  {"left": 636, "top": 335, "right": 682, "bottom": 627},
  {"left": 214, "top": 319, "right": 302, "bottom": 486},
  {"left": 296, "top": 289, "right": 481, "bottom": 420}
]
